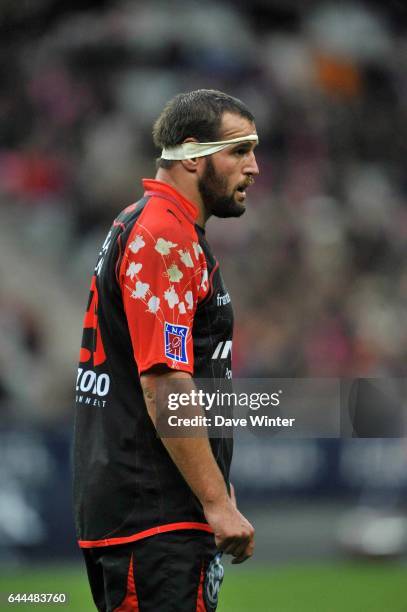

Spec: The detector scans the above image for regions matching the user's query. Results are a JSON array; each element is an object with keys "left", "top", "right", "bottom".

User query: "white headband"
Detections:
[{"left": 161, "top": 134, "right": 259, "bottom": 160}]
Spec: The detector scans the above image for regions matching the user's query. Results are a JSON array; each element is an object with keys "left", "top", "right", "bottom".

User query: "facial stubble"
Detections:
[{"left": 198, "top": 157, "right": 246, "bottom": 219}]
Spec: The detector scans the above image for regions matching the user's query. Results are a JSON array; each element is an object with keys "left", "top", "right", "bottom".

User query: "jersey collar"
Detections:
[{"left": 142, "top": 179, "right": 199, "bottom": 223}]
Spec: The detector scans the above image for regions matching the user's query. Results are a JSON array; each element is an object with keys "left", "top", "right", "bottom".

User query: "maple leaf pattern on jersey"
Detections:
[
  {"left": 200, "top": 268, "right": 208, "bottom": 292},
  {"left": 129, "top": 235, "right": 145, "bottom": 254},
  {"left": 164, "top": 286, "right": 179, "bottom": 309},
  {"left": 122, "top": 217, "right": 209, "bottom": 373},
  {"left": 147, "top": 296, "right": 160, "bottom": 313},
  {"left": 126, "top": 262, "right": 142, "bottom": 280},
  {"left": 155, "top": 238, "right": 177, "bottom": 255},
  {"left": 185, "top": 291, "right": 193, "bottom": 310},
  {"left": 192, "top": 242, "right": 203, "bottom": 260},
  {"left": 178, "top": 249, "right": 194, "bottom": 268},
  {"left": 167, "top": 264, "right": 183, "bottom": 283},
  {"left": 132, "top": 281, "right": 149, "bottom": 300}
]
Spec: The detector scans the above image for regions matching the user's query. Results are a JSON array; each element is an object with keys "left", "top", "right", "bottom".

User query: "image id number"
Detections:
[{"left": 7, "top": 593, "right": 67, "bottom": 604}]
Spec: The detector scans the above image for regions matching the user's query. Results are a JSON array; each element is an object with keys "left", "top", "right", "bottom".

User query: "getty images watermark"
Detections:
[
  {"left": 156, "top": 378, "right": 407, "bottom": 439},
  {"left": 166, "top": 388, "right": 295, "bottom": 430},
  {"left": 155, "top": 378, "right": 345, "bottom": 438}
]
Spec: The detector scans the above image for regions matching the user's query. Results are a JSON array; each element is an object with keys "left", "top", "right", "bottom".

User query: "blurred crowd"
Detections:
[{"left": 1, "top": 0, "right": 406, "bottom": 422}]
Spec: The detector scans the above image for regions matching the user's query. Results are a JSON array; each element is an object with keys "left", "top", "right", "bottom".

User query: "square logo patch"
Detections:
[{"left": 164, "top": 322, "right": 189, "bottom": 363}]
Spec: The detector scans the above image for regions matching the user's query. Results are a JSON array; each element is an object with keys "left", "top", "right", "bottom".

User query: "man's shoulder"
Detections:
[{"left": 133, "top": 194, "right": 197, "bottom": 244}]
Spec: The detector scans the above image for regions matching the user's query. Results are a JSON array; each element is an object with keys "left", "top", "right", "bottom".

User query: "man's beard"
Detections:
[{"left": 198, "top": 157, "right": 246, "bottom": 219}]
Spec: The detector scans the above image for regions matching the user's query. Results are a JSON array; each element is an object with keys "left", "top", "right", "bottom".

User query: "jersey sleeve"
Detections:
[{"left": 119, "top": 213, "right": 208, "bottom": 375}]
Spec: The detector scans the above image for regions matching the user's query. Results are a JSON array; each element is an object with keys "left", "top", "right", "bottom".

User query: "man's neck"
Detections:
[{"left": 155, "top": 168, "right": 207, "bottom": 228}]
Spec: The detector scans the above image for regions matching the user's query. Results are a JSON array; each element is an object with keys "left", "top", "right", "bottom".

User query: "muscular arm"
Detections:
[{"left": 140, "top": 369, "right": 254, "bottom": 564}]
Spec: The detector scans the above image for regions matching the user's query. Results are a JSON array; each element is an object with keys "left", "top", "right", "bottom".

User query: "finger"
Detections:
[
  {"left": 236, "top": 537, "right": 254, "bottom": 560},
  {"left": 217, "top": 529, "right": 253, "bottom": 554},
  {"left": 228, "top": 539, "right": 250, "bottom": 558},
  {"left": 247, "top": 538, "right": 255, "bottom": 556},
  {"left": 223, "top": 536, "right": 250, "bottom": 558},
  {"left": 232, "top": 541, "right": 254, "bottom": 564},
  {"left": 217, "top": 537, "right": 234, "bottom": 553},
  {"left": 223, "top": 542, "right": 243, "bottom": 556},
  {"left": 232, "top": 553, "right": 251, "bottom": 564}
]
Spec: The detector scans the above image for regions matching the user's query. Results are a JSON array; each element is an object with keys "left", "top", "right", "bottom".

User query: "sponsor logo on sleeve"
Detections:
[
  {"left": 216, "top": 292, "right": 231, "bottom": 306},
  {"left": 164, "top": 322, "right": 189, "bottom": 363},
  {"left": 211, "top": 340, "right": 232, "bottom": 360}
]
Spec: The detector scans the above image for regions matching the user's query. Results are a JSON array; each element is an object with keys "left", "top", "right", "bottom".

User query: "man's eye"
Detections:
[{"left": 235, "top": 148, "right": 247, "bottom": 155}]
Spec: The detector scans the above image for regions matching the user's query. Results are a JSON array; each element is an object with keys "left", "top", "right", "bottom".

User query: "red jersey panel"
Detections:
[{"left": 119, "top": 195, "right": 208, "bottom": 374}]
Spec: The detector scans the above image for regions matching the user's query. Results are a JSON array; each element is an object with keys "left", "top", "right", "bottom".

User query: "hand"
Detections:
[{"left": 203, "top": 496, "right": 255, "bottom": 564}]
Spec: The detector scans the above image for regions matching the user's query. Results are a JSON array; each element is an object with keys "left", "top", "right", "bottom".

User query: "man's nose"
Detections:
[{"left": 245, "top": 152, "right": 259, "bottom": 176}]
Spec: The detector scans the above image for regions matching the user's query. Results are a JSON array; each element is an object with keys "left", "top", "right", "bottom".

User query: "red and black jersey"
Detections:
[{"left": 73, "top": 180, "right": 234, "bottom": 548}]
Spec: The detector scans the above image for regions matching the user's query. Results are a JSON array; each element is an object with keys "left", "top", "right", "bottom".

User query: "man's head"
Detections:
[
  {"left": 153, "top": 89, "right": 255, "bottom": 162},
  {"left": 153, "top": 89, "right": 259, "bottom": 220}
]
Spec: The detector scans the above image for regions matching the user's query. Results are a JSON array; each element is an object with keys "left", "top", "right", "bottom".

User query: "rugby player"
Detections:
[{"left": 73, "top": 89, "right": 259, "bottom": 611}]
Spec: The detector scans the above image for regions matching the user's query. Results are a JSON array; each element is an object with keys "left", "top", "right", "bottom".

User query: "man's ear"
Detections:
[
  {"left": 180, "top": 137, "right": 200, "bottom": 173},
  {"left": 181, "top": 157, "right": 199, "bottom": 172}
]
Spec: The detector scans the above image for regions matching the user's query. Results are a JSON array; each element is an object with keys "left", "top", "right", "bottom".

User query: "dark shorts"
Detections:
[{"left": 82, "top": 530, "right": 223, "bottom": 612}]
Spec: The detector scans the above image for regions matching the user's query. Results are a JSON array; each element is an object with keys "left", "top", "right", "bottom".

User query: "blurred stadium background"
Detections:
[{"left": 1, "top": 0, "right": 407, "bottom": 610}]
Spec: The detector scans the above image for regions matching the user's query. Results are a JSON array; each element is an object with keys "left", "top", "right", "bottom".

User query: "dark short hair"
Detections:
[{"left": 153, "top": 89, "right": 255, "bottom": 168}]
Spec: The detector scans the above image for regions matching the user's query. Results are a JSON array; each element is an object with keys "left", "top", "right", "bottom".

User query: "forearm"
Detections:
[
  {"left": 141, "top": 370, "right": 229, "bottom": 507},
  {"left": 141, "top": 369, "right": 255, "bottom": 562},
  {"left": 162, "top": 434, "right": 229, "bottom": 507}
]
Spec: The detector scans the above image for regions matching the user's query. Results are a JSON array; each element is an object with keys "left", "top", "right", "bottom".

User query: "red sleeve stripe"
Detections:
[{"left": 78, "top": 521, "right": 213, "bottom": 548}]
